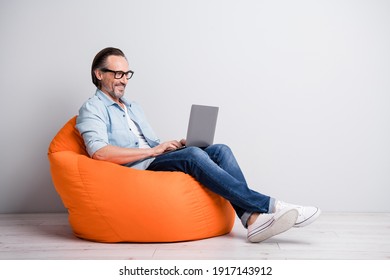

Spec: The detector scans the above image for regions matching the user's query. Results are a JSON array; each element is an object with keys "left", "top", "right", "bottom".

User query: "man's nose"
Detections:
[{"left": 120, "top": 75, "right": 128, "bottom": 84}]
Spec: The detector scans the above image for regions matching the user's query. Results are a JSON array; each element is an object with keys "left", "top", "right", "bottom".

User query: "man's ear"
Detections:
[{"left": 95, "top": 69, "right": 102, "bottom": 80}]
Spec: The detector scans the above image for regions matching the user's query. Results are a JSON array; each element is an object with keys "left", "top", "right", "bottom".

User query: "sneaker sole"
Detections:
[
  {"left": 248, "top": 209, "right": 298, "bottom": 243},
  {"left": 294, "top": 208, "right": 321, "bottom": 227}
]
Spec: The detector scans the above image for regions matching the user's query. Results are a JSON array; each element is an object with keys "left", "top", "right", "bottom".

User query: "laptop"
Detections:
[
  {"left": 158, "top": 104, "right": 219, "bottom": 156},
  {"left": 185, "top": 104, "right": 219, "bottom": 147}
]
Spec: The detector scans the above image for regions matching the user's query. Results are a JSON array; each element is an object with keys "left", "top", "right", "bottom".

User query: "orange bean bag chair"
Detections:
[{"left": 47, "top": 116, "right": 235, "bottom": 243}]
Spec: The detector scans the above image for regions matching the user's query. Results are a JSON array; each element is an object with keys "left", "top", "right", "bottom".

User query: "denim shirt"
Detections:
[{"left": 76, "top": 89, "right": 160, "bottom": 168}]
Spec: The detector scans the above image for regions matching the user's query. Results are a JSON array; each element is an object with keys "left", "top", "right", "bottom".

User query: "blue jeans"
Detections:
[{"left": 147, "top": 144, "right": 273, "bottom": 227}]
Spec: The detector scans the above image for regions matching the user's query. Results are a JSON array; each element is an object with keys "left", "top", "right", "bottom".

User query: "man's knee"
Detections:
[
  {"left": 215, "top": 143, "right": 231, "bottom": 152},
  {"left": 185, "top": 146, "right": 207, "bottom": 158},
  {"left": 208, "top": 143, "right": 232, "bottom": 154}
]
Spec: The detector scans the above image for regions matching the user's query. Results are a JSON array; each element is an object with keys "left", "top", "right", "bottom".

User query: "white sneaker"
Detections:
[
  {"left": 274, "top": 200, "right": 321, "bottom": 227},
  {"left": 247, "top": 207, "right": 298, "bottom": 243}
]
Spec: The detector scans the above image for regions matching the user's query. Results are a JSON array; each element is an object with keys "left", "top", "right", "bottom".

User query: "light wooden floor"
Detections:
[{"left": 0, "top": 212, "right": 389, "bottom": 260}]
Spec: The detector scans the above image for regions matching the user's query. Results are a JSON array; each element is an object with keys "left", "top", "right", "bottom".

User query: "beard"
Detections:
[{"left": 105, "top": 83, "right": 126, "bottom": 101}]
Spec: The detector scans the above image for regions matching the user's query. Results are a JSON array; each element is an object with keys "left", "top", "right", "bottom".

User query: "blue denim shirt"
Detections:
[{"left": 76, "top": 89, "right": 160, "bottom": 168}]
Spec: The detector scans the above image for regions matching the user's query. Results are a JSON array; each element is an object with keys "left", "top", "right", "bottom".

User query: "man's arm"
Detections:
[{"left": 92, "top": 140, "right": 184, "bottom": 164}]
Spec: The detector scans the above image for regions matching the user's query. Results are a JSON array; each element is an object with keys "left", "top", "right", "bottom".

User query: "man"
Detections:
[{"left": 76, "top": 47, "right": 321, "bottom": 243}]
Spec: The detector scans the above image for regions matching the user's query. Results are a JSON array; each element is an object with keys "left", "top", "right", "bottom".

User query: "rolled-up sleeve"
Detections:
[{"left": 76, "top": 101, "right": 109, "bottom": 157}]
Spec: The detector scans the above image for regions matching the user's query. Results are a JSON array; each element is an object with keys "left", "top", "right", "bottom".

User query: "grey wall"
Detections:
[{"left": 0, "top": 0, "right": 389, "bottom": 213}]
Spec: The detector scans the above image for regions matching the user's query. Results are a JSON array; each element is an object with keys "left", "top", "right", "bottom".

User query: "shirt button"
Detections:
[
  {"left": 123, "top": 114, "right": 125, "bottom": 117},
  {"left": 135, "top": 142, "right": 138, "bottom": 145}
]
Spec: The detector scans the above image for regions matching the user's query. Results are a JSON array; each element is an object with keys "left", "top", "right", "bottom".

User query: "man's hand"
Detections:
[{"left": 151, "top": 140, "right": 185, "bottom": 157}]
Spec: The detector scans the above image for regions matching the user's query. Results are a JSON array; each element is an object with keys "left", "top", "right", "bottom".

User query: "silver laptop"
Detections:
[
  {"left": 185, "top": 104, "right": 219, "bottom": 147},
  {"left": 157, "top": 104, "right": 219, "bottom": 156}
]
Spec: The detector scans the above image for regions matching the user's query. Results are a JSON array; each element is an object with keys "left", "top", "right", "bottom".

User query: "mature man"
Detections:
[{"left": 76, "top": 47, "right": 321, "bottom": 243}]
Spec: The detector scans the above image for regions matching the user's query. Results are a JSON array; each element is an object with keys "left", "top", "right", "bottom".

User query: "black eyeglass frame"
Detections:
[{"left": 100, "top": 68, "right": 134, "bottom": 80}]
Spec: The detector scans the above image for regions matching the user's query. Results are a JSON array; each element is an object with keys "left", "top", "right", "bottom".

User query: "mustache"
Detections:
[{"left": 114, "top": 82, "right": 126, "bottom": 87}]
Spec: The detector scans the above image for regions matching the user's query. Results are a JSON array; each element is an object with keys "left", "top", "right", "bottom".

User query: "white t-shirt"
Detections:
[
  {"left": 123, "top": 105, "right": 154, "bottom": 169},
  {"left": 123, "top": 105, "right": 151, "bottom": 149}
]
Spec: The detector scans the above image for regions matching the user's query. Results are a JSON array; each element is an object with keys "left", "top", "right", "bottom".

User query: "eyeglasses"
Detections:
[{"left": 100, "top": 68, "right": 134, "bottom": 80}]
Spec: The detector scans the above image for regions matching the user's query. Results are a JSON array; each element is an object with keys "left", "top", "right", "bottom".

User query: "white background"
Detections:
[{"left": 0, "top": 0, "right": 389, "bottom": 213}]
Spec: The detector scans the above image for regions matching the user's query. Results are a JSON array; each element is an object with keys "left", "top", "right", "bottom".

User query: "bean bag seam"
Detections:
[{"left": 76, "top": 155, "right": 123, "bottom": 241}]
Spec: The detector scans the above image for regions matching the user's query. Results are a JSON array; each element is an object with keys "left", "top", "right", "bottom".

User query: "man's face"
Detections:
[{"left": 96, "top": 55, "right": 130, "bottom": 101}]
